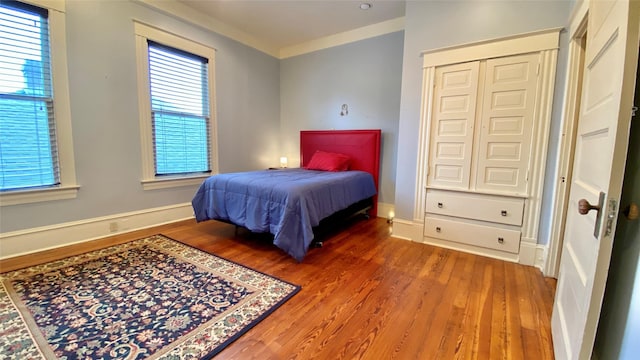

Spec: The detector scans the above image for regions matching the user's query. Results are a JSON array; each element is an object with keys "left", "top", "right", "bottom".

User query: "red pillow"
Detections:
[{"left": 305, "top": 151, "right": 351, "bottom": 171}]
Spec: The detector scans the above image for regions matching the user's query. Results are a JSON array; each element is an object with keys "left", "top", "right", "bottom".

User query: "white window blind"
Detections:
[
  {"left": 148, "top": 41, "right": 211, "bottom": 176},
  {"left": 0, "top": 1, "right": 58, "bottom": 191}
]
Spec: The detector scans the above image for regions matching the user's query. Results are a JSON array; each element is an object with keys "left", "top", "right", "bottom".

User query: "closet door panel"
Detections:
[
  {"left": 427, "top": 61, "right": 479, "bottom": 189},
  {"left": 475, "top": 53, "right": 539, "bottom": 195}
]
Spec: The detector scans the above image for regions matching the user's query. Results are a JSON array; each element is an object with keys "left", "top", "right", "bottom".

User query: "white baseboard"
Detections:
[
  {"left": 391, "top": 218, "right": 423, "bottom": 241},
  {"left": 519, "top": 241, "right": 538, "bottom": 266},
  {"left": 0, "top": 203, "right": 194, "bottom": 260},
  {"left": 535, "top": 244, "right": 547, "bottom": 272},
  {"left": 520, "top": 238, "right": 547, "bottom": 270}
]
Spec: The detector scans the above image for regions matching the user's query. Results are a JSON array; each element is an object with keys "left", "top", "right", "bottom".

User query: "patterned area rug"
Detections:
[{"left": 0, "top": 234, "right": 300, "bottom": 359}]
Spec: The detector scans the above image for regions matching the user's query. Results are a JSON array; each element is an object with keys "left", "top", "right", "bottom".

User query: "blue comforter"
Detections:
[{"left": 192, "top": 168, "right": 377, "bottom": 261}]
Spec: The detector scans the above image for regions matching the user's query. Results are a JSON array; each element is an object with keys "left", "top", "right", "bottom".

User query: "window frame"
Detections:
[
  {"left": 134, "top": 21, "right": 218, "bottom": 190},
  {"left": 0, "top": 0, "right": 78, "bottom": 206}
]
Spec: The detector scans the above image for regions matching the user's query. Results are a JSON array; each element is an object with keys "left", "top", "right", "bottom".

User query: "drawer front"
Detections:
[
  {"left": 425, "top": 189, "right": 524, "bottom": 226},
  {"left": 424, "top": 216, "right": 521, "bottom": 254}
]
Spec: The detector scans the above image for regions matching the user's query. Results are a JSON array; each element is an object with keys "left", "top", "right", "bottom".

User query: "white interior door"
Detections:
[{"left": 551, "top": 1, "right": 639, "bottom": 359}]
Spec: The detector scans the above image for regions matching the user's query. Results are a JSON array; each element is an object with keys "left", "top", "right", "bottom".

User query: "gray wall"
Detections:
[
  {"left": 394, "top": 0, "right": 572, "bottom": 245},
  {"left": 0, "top": 0, "right": 281, "bottom": 233},
  {"left": 280, "top": 32, "right": 404, "bottom": 205}
]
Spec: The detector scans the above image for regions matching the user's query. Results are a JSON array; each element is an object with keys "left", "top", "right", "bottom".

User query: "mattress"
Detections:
[{"left": 192, "top": 168, "right": 377, "bottom": 261}]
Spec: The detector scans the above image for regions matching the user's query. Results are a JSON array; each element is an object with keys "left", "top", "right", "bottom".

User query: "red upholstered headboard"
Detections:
[{"left": 300, "top": 129, "right": 381, "bottom": 217}]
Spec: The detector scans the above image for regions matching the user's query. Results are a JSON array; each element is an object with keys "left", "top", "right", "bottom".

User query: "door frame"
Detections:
[{"left": 544, "top": 1, "right": 589, "bottom": 277}]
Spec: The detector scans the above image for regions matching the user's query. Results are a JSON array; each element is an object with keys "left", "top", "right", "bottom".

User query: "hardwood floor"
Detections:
[{"left": 1, "top": 217, "right": 556, "bottom": 359}]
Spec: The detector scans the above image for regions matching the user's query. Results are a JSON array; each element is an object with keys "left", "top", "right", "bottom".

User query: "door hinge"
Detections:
[
  {"left": 632, "top": 106, "right": 638, "bottom": 118},
  {"left": 604, "top": 198, "right": 618, "bottom": 237}
]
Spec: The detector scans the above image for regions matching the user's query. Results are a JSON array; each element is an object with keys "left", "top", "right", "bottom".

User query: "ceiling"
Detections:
[{"left": 175, "top": 0, "right": 406, "bottom": 55}]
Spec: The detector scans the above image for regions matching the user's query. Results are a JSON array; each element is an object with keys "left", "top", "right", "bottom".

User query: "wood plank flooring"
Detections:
[{"left": 1, "top": 216, "right": 556, "bottom": 359}]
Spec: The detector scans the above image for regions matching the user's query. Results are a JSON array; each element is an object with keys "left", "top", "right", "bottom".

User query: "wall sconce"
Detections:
[
  {"left": 340, "top": 104, "right": 349, "bottom": 116},
  {"left": 279, "top": 156, "right": 288, "bottom": 168}
]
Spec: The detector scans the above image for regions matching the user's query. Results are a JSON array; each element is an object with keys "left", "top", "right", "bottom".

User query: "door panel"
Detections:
[
  {"left": 551, "top": 1, "right": 639, "bottom": 359},
  {"left": 428, "top": 61, "right": 479, "bottom": 189},
  {"left": 475, "top": 53, "right": 538, "bottom": 194}
]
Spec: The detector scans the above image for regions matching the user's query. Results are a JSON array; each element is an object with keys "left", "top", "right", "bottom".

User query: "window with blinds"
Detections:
[
  {"left": 147, "top": 41, "right": 211, "bottom": 176},
  {"left": 0, "top": 1, "right": 58, "bottom": 191}
]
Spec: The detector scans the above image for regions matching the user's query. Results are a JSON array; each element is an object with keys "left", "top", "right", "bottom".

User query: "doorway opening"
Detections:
[{"left": 545, "top": 19, "right": 588, "bottom": 278}]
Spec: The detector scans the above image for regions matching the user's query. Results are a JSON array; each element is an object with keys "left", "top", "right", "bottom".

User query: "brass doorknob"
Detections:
[
  {"left": 578, "top": 199, "right": 601, "bottom": 215},
  {"left": 623, "top": 203, "right": 639, "bottom": 220}
]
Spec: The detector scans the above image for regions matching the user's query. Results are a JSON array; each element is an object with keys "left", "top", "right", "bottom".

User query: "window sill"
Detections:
[
  {"left": 141, "top": 175, "right": 210, "bottom": 190},
  {"left": 0, "top": 185, "right": 80, "bottom": 206}
]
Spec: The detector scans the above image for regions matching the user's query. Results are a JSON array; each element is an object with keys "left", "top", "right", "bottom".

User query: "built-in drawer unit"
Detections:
[
  {"left": 425, "top": 189, "right": 525, "bottom": 226},
  {"left": 423, "top": 216, "right": 521, "bottom": 254}
]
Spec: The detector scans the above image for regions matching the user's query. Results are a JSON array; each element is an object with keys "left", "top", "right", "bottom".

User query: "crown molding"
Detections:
[
  {"left": 20, "top": 0, "right": 65, "bottom": 12},
  {"left": 135, "top": 0, "right": 405, "bottom": 59},
  {"left": 134, "top": 0, "right": 280, "bottom": 57},
  {"left": 279, "top": 17, "right": 405, "bottom": 59}
]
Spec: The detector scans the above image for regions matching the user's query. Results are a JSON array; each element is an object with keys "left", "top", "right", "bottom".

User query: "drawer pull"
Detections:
[
  {"left": 501, "top": 210, "right": 508, "bottom": 216},
  {"left": 436, "top": 227, "right": 441, "bottom": 233},
  {"left": 497, "top": 237, "right": 504, "bottom": 244},
  {"left": 437, "top": 202, "right": 443, "bottom": 208}
]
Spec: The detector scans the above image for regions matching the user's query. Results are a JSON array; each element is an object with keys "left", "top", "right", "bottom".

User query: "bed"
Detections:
[{"left": 191, "top": 129, "right": 381, "bottom": 261}]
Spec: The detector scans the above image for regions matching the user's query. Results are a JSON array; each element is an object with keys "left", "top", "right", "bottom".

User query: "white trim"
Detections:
[
  {"left": 413, "top": 66, "right": 435, "bottom": 222},
  {"left": 141, "top": 175, "right": 208, "bottom": 190},
  {"left": 133, "top": 21, "right": 218, "bottom": 55},
  {"left": 134, "top": 21, "right": 219, "bottom": 189},
  {"left": 0, "top": 1, "right": 79, "bottom": 206},
  {"left": 49, "top": 7, "right": 77, "bottom": 194},
  {"left": 19, "top": 0, "right": 64, "bottom": 13},
  {"left": 567, "top": 0, "right": 588, "bottom": 39},
  {"left": 521, "top": 49, "right": 559, "bottom": 245},
  {"left": 421, "top": 28, "right": 562, "bottom": 68},
  {"left": 518, "top": 241, "right": 547, "bottom": 269},
  {"left": 519, "top": 239, "right": 538, "bottom": 266},
  {"left": 134, "top": 0, "right": 404, "bottom": 59},
  {"left": 0, "top": 185, "right": 79, "bottom": 206},
  {"left": 544, "top": 8, "right": 589, "bottom": 279},
  {"left": 390, "top": 218, "right": 423, "bottom": 242},
  {"left": 536, "top": 244, "right": 549, "bottom": 271},
  {"left": 279, "top": 17, "right": 405, "bottom": 59},
  {"left": 134, "top": 0, "right": 279, "bottom": 57},
  {"left": 0, "top": 203, "right": 194, "bottom": 260}
]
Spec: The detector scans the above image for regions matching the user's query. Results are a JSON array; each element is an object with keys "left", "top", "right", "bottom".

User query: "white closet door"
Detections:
[
  {"left": 475, "top": 53, "right": 539, "bottom": 195},
  {"left": 427, "top": 61, "right": 479, "bottom": 190}
]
